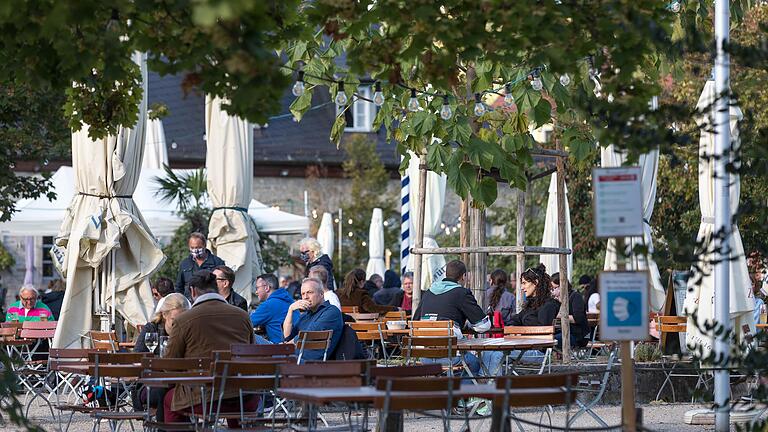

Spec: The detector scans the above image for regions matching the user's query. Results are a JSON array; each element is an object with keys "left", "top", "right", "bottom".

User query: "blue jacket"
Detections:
[
  {"left": 288, "top": 301, "right": 344, "bottom": 361},
  {"left": 250, "top": 288, "right": 293, "bottom": 343}
]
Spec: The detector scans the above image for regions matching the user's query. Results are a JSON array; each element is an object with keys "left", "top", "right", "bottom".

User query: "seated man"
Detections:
[
  {"left": 6, "top": 285, "right": 53, "bottom": 322},
  {"left": 283, "top": 278, "right": 343, "bottom": 361},
  {"left": 413, "top": 260, "right": 490, "bottom": 376},
  {"left": 250, "top": 274, "right": 293, "bottom": 343},
  {"left": 163, "top": 270, "right": 255, "bottom": 425},
  {"left": 213, "top": 265, "right": 248, "bottom": 312},
  {"left": 308, "top": 265, "right": 341, "bottom": 311}
]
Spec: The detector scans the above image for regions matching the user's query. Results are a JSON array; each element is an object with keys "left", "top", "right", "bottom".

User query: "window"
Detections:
[
  {"left": 338, "top": 85, "right": 376, "bottom": 132},
  {"left": 42, "top": 236, "right": 54, "bottom": 280}
]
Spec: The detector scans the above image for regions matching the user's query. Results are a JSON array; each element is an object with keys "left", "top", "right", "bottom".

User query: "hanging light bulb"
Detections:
[
  {"left": 291, "top": 71, "right": 305, "bottom": 97},
  {"left": 473, "top": 93, "right": 486, "bottom": 116},
  {"left": 503, "top": 83, "right": 514, "bottom": 106},
  {"left": 373, "top": 81, "right": 385, "bottom": 107},
  {"left": 440, "top": 95, "right": 453, "bottom": 120},
  {"left": 106, "top": 8, "right": 120, "bottom": 32},
  {"left": 530, "top": 69, "right": 543, "bottom": 91},
  {"left": 559, "top": 74, "right": 571, "bottom": 86},
  {"left": 335, "top": 81, "right": 348, "bottom": 106},
  {"left": 669, "top": 1, "right": 681, "bottom": 13},
  {"left": 407, "top": 89, "right": 419, "bottom": 112}
]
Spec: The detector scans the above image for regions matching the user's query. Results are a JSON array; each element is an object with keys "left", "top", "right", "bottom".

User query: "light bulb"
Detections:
[
  {"left": 670, "top": 1, "right": 681, "bottom": 13},
  {"left": 335, "top": 82, "right": 348, "bottom": 106},
  {"left": 473, "top": 93, "right": 485, "bottom": 117},
  {"left": 373, "top": 81, "right": 385, "bottom": 106},
  {"left": 531, "top": 77, "right": 543, "bottom": 91},
  {"left": 559, "top": 74, "right": 571, "bottom": 86},
  {"left": 347, "top": 232, "right": 353, "bottom": 237},
  {"left": 291, "top": 71, "right": 305, "bottom": 97},
  {"left": 407, "top": 89, "right": 419, "bottom": 112},
  {"left": 504, "top": 84, "right": 514, "bottom": 106},
  {"left": 440, "top": 95, "right": 453, "bottom": 120},
  {"left": 106, "top": 9, "right": 120, "bottom": 32}
]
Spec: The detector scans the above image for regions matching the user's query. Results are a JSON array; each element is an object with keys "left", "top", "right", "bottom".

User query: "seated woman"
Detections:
[
  {"left": 337, "top": 269, "right": 398, "bottom": 315},
  {"left": 133, "top": 293, "right": 190, "bottom": 420},
  {"left": 551, "top": 274, "right": 589, "bottom": 348}
]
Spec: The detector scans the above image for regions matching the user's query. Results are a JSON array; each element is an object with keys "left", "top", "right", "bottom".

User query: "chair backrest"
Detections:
[
  {"left": 656, "top": 316, "right": 687, "bottom": 333},
  {"left": 19, "top": 328, "right": 56, "bottom": 340},
  {"left": 409, "top": 320, "right": 453, "bottom": 336},
  {"left": 231, "top": 343, "right": 295, "bottom": 359},
  {"left": 349, "top": 312, "right": 379, "bottom": 322},
  {"left": 0, "top": 327, "right": 18, "bottom": 341},
  {"left": 295, "top": 330, "right": 333, "bottom": 363},
  {"left": 370, "top": 363, "right": 443, "bottom": 380},
  {"left": 49, "top": 348, "right": 98, "bottom": 371},
  {"left": 403, "top": 336, "right": 457, "bottom": 363},
  {"left": 89, "top": 364, "right": 143, "bottom": 379},
  {"left": 278, "top": 361, "right": 366, "bottom": 388},
  {"left": 374, "top": 376, "right": 462, "bottom": 411},
  {"left": 141, "top": 357, "right": 210, "bottom": 371},
  {"left": 384, "top": 310, "right": 407, "bottom": 320},
  {"left": 213, "top": 360, "right": 281, "bottom": 392},
  {"left": 495, "top": 373, "right": 576, "bottom": 407},
  {"left": 1, "top": 322, "right": 23, "bottom": 337},
  {"left": 504, "top": 325, "right": 555, "bottom": 339},
  {"left": 89, "top": 330, "right": 119, "bottom": 351},
  {"left": 341, "top": 306, "right": 359, "bottom": 314},
  {"left": 22, "top": 320, "right": 57, "bottom": 330},
  {"left": 211, "top": 350, "right": 233, "bottom": 361},
  {"left": 89, "top": 352, "right": 149, "bottom": 364}
]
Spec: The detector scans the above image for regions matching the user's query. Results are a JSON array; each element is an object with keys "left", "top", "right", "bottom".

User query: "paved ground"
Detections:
[{"left": 4, "top": 400, "right": 765, "bottom": 431}]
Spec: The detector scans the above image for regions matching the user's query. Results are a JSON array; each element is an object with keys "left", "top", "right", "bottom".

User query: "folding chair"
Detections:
[
  {"left": 654, "top": 315, "right": 705, "bottom": 402},
  {"left": 230, "top": 343, "right": 295, "bottom": 360},
  {"left": 340, "top": 306, "right": 359, "bottom": 314},
  {"left": 584, "top": 313, "right": 612, "bottom": 359},
  {"left": 375, "top": 376, "right": 466, "bottom": 432},
  {"left": 295, "top": 330, "right": 333, "bottom": 364},
  {"left": 503, "top": 325, "right": 555, "bottom": 375},
  {"left": 50, "top": 349, "right": 102, "bottom": 432},
  {"left": 139, "top": 357, "right": 211, "bottom": 431},
  {"left": 88, "top": 353, "right": 148, "bottom": 432},
  {"left": 402, "top": 335, "right": 465, "bottom": 377},
  {"left": 89, "top": 331, "right": 119, "bottom": 352},
  {"left": 384, "top": 310, "right": 408, "bottom": 320},
  {"left": 409, "top": 320, "right": 453, "bottom": 336},
  {"left": 496, "top": 373, "right": 578, "bottom": 432},
  {"left": 567, "top": 348, "right": 617, "bottom": 428},
  {"left": 349, "top": 322, "right": 389, "bottom": 362},
  {"left": 17, "top": 323, "right": 57, "bottom": 418}
]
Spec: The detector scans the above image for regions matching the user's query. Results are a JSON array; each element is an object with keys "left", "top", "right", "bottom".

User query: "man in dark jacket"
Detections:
[
  {"left": 250, "top": 274, "right": 293, "bottom": 343},
  {"left": 299, "top": 237, "right": 335, "bottom": 290},
  {"left": 213, "top": 265, "right": 248, "bottom": 312},
  {"left": 373, "top": 270, "right": 402, "bottom": 305},
  {"left": 175, "top": 232, "right": 225, "bottom": 298}
]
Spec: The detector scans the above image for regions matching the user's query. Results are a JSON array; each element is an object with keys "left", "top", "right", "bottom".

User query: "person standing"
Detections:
[
  {"left": 164, "top": 270, "right": 254, "bottom": 425},
  {"left": 250, "top": 274, "right": 293, "bottom": 343},
  {"left": 212, "top": 266, "right": 248, "bottom": 312},
  {"left": 298, "top": 237, "right": 335, "bottom": 291},
  {"left": 175, "top": 232, "right": 225, "bottom": 299}
]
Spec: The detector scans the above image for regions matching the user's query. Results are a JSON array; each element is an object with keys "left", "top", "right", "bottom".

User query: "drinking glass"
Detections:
[
  {"left": 159, "top": 336, "right": 169, "bottom": 357},
  {"left": 144, "top": 332, "right": 159, "bottom": 353}
]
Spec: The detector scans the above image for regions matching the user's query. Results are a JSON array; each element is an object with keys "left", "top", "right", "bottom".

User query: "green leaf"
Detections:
[
  {"left": 330, "top": 114, "right": 346, "bottom": 148},
  {"left": 570, "top": 138, "right": 594, "bottom": 161},
  {"left": 411, "top": 111, "right": 435, "bottom": 136},
  {"left": 446, "top": 162, "right": 476, "bottom": 200},
  {"left": 513, "top": 85, "right": 541, "bottom": 114},
  {"left": 427, "top": 141, "right": 451, "bottom": 172},
  {"left": 472, "top": 176, "right": 498, "bottom": 208},
  {"left": 447, "top": 117, "right": 472, "bottom": 144},
  {"left": 532, "top": 99, "right": 552, "bottom": 128},
  {"left": 289, "top": 89, "right": 312, "bottom": 121}
]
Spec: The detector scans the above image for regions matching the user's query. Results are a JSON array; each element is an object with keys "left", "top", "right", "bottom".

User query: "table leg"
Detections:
[
  {"left": 382, "top": 412, "right": 402, "bottom": 432},
  {"left": 490, "top": 405, "right": 512, "bottom": 432}
]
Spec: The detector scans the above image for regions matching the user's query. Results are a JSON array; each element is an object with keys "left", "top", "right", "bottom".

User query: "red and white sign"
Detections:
[{"left": 592, "top": 166, "right": 644, "bottom": 238}]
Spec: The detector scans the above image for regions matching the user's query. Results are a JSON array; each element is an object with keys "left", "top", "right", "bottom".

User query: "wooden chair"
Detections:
[
  {"left": 88, "top": 354, "right": 147, "bottom": 432},
  {"left": 349, "top": 322, "right": 389, "bottom": 362},
  {"left": 409, "top": 320, "right": 453, "bottom": 336},
  {"left": 230, "top": 343, "right": 295, "bottom": 359},
  {"left": 654, "top": 315, "right": 697, "bottom": 402},
  {"left": 50, "top": 349, "right": 102, "bottom": 432},
  {"left": 210, "top": 360, "right": 286, "bottom": 430},
  {"left": 384, "top": 310, "right": 408, "bottom": 320},
  {"left": 89, "top": 331, "right": 119, "bottom": 352},
  {"left": 295, "top": 330, "right": 333, "bottom": 363},
  {"left": 341, "top": 306, "right": 359, "bottom": 314},
  {"left": 503, "top": 326, "right": 555, "bottom": 375},
  {"left": 495, "top": 373, "right": 579, "bottom": 431},
  {"left": 402, "top": 335, "right": 466, "bottom": 377},
  {"left": 375, "top": 376, "right": 466, "bottom": 432},
  {"left": 370, "top": 363, "right": 443, "bottom": 383},
  {"left": 17, "top": 323, "right": 59, "bottom": 416},
  {"left": 348, "top": 312, "right": 379, "bottom": 322}
]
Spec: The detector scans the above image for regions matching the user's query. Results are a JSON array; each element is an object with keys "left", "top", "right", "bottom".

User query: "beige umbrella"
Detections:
[
  {"left": 684, "top": 80, "right": 752, "bottom": 355},
  {"left": 143, "top": 117, "right": 168, "bottom": 169},
  {"left": 53, "top": 52, "right": 164, "bottom": 348},
  {"left": 366, "top": 208, "right": 386, "bottom": 279},
  {"left": 206, "top": 96, "right": 264, "bottom": 305}
]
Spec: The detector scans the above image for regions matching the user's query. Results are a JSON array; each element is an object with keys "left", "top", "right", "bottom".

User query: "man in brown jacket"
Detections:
[{"left": 163, "top": 270, "right": 255, "bottom": 425}]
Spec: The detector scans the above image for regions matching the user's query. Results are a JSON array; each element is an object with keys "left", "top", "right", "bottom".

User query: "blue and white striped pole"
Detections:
[{"left": 400, "top": 156, "right": 410, "bottom": 275}]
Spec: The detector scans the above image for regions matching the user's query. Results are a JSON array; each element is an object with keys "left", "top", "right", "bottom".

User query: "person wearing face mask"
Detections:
[
  {"left": 550, "top": 272, "right": 589, "bottom": 348},
  {"left": 175, "top": 232, "right": 225, "bottom": 299},
  {"left": 298, "top": 237, "right": 336, "bottom": 291}
]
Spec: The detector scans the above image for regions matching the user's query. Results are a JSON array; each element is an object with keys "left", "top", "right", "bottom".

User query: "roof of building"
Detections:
[{"left": 148, "top": 72, "right": 400, "bottom": 168}]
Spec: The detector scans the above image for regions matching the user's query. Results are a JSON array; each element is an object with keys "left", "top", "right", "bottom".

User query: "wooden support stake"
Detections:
[
  {"left": 555, "top": 135, "right": 571, "bottom": 362},
  {"left": 616, "top": 237, "right": 637, "bottom": 432},
  {"left": 411, "top": 152, "right": 429, "bottom": 311},
  {"left": 515, "top": 188, "right": 526, "bottom": 313},
  {"left": 460, "top": 200, "right": 470, "bottom": 264},
  {"left": 469, "top": 204, "right": 487, "bottom": 308}
]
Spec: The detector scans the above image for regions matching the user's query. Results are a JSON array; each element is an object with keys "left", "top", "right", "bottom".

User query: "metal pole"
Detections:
[{"left": 714, "top": 0, "right": 731, "bottom": 429}]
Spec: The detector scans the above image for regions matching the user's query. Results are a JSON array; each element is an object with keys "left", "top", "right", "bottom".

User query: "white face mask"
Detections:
[{"left": 190, "top": 248, "right": 206, "bottom": 259}]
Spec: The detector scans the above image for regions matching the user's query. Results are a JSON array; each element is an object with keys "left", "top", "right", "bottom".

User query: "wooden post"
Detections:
[
  {"left": 616, "top": 236, "right": 637, "bottom": 432},
  {"left": 515, "top": 188, "right": 526, "bottom": 313},
  {"left": 460, "top": 200, "right": 470, "bottom": 264},
  {"left": 555, "top": 138, "right": 571, "bottom": 362},
  {"left": 411, "top": 152, "right": 429, "bottom": 311},
  {"left": 469, "top": 204, "right": 487, "bottom": 308}
]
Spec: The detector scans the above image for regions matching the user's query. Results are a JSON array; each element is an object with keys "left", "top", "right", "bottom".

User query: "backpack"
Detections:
[{"left": 330, "top": 324, "right": 365, "bottom": 360}]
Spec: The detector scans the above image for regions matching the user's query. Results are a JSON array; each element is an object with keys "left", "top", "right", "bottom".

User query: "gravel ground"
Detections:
[{"left": 4, "top": 400, "right": 764, "bottom": 431}]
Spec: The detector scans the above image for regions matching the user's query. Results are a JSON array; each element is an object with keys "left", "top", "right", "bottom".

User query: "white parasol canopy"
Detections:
[
  {"left": 317, "top": 212, "right": 334, "bottom": 259},
  {"left": 684, "top": 80, "right": 753, "bottom": 354},
  {"left": 142, "top": 117, "right": 168, "bottom": 170},
  {"left": 52, "top": 52, "right": 164, "bottom": 348},
  {"left": 206, "top": 96, "right": 264, "bottom": 305},
  {"left": 601, "top": 144, "right": 666, "bottom": 312},
  {"left": 405, "top": 150, "right": 447, "bottom": 289},
  {"left": 540, "top": 175, "right": 573, "bottom": 278},
  {"left": 366, "top": 208, "right": 386, "bottom": 279}
]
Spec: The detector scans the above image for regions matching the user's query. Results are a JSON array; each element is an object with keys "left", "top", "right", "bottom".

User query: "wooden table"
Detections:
[{"left": 457, "top": 337, "right": 555, "bottom": 351}]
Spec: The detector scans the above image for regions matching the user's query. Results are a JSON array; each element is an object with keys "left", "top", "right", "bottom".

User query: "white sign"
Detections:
[
  {"left": 592, "top": 167, "right": 644, "bottom": 238},
  {"left": 599, "top": 271, "right": 649, "bottom": 341}
]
